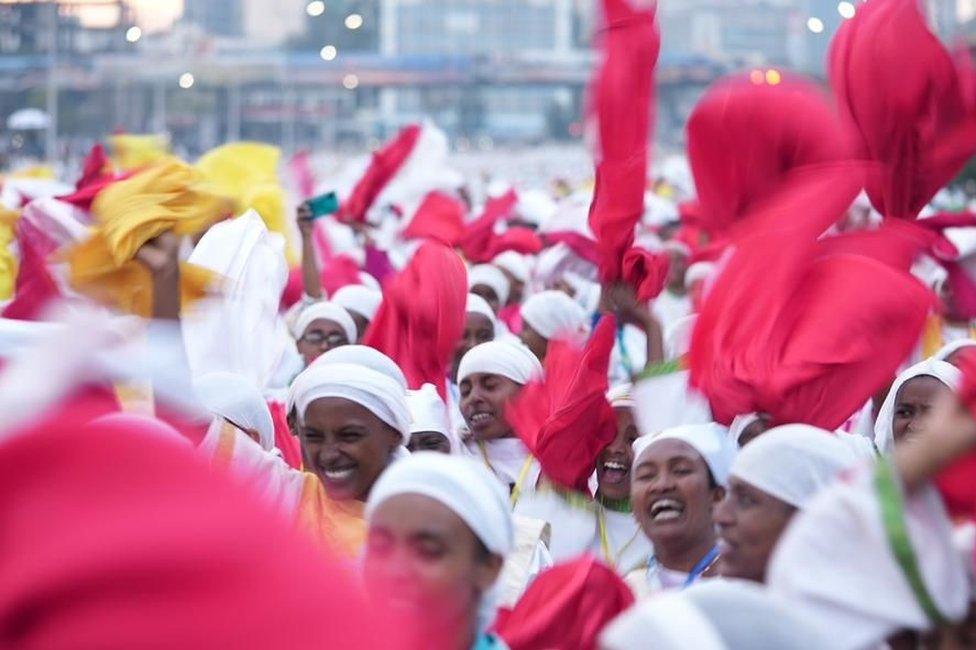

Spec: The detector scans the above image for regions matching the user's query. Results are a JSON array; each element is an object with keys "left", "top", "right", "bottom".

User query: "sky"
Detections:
[{"left": 27, "top": 0, "right": 185, "bottom": 32}]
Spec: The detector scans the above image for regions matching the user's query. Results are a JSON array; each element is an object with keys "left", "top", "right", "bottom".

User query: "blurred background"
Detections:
[{"left": 0, "top": 0, "right": 969, "bottom": 168}]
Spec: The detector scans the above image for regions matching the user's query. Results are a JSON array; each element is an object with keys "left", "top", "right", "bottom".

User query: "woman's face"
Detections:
[
  {"left": 892, "top": 375, "right": 951, "bottom": 446},
  {"left": 452, "top": 313, "right": 495, "bottom": 381},
  {"left": 459, "top": 373, "right": 521, "bottom": 441},
  {"left": 297, "top": 318, "right": 351, "bottom": 366},
  {"left": 737, "top": 415, "right": 771, "bottom": 448},
  {"left": 364, "top": 493, "right": 503, "bottom": 633},
  {"left": 715, "top": 477, "right": 796, "bottom": 583},
  {"left": 408, "top": 431, "right": 451, "bottom": 455},
  {"left": 596, "top": 407, "right": 640, "bottom": 502},
  {"left": 299, "top": 397, "right": 401, "bottom": 501},
  {"left": 519, "top": 324, "right": 548, "bottom": 362},
  {"left": 470, "top": 284, "right": 501, "bottom": 314},
  {"left": 631, "top": 438, "right": 724, "bottom": 548}
]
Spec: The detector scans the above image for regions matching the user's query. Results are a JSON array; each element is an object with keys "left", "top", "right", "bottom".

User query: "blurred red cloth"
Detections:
[
  {"left": 459, "top": 190, "right": 518, "bottom": 263},
  {"left": 494, "top": 555, "right": 634, "bottom": 650},
  {"left": 830, "top": 0, "right": 976, "bottom": 220},
  {"left": 940, "top": 349, "right": 976, "bottom": 521},
  {"left": 363, "top": 243, "right": 467, "bottom": 398},
  {"left": 621, "top": 248, "right": 669, "bottom": 302},
  {"left": 2, "top": 218, "right": 61, "bottom": 320},
  {"left": 402, "top": 191, "right": 467, "bottom": 246},
  {"left": 0, "top": 399, "right": 391, "bottom": 649},
  {"left": 506, "top": 316, "right": 617, "bottom": 493},
  {"left": 269, "top": 399, "right": 303, "bottom": 470},
  {"left": 587, "top": 0, "right": 660, "bottom": 295},
  {"left": 336, "top": 124, "right": 421, "bottom": 224}
]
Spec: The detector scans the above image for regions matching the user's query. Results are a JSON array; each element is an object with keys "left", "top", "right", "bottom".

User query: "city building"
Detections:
[{"left": 183, "top": 0, "right": 245, "bottom": 38}]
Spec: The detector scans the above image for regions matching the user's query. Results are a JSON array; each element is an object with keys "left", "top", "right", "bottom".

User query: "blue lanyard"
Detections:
[{"left": 647, "top": 545, "right": 719, "bottom": 590}]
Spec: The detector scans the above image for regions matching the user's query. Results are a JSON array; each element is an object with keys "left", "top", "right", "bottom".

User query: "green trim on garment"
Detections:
[
  {"left": 636, "top": 357, "right": 683, "bottom": 381},
  {"left": 874, "top": 459, "right": 947, "bottom": 626},
  {"left": 596, "top": 493, "right": 633, "bottom": 513}
]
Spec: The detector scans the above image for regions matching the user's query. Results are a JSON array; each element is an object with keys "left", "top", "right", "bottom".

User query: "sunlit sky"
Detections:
[{"left": 5, "top": 1, "right": 186, "bottom": 32}]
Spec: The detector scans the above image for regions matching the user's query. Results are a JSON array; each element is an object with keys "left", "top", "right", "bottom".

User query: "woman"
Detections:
[
  {"left": 332, "top": 284, "right": 383, "bottom": 341},
  {"left": 518, "top": 290, "right": 588, "bottom": 362},
  {"left": 625, "top": 423, "right": 734, "bottom": 597},
  {"left": 457, "top": 339, "right": 543, "bottom": 494},
  {"left": 727, "top": 412, "right": 771, "bottom": 448},
  {"left": 874, "top": 358, "right": 960, "bottom": 454},
  {"left": 451, "top": 294, "right": 497, "bottom": 383},
  {"left": 364, "top": 452, "right": 513, "bottom": 650},
  {"left": 714, "top": 425, "right": 858, "bottom": 583},
  {"left": 203, "top": 361, "right": 409, "bottom": 558},
  {"left": 468, "top": 264, "right": 511, "bottom": 314},
  {"left": 407, "top": 383, "right": 459, "bottom": 454},
  {"left": 292, "top": 302, "right": 357, "bottom": 366}
]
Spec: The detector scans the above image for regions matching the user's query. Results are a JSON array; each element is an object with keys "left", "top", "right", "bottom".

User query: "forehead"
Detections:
[
  {"left": 465, "top": 313, "right": 493, "bottom": 331},
  {"left": 304, "top": 396, "right": 385, "bottom": 428},
  {"left": 304, "top": 318, "right": 344, "bottom": 333},
  {"left": 471, "top": 284, "right": 498, "bottom": 300},
  {"left": 371, "top": 493, "right": 473, "bottom": 538},
  {"left": 636, "top": 438, "right": 703, "bottom": 466},
  {"left": 895, "top": 375, "right": 950, "bottom": 404}
]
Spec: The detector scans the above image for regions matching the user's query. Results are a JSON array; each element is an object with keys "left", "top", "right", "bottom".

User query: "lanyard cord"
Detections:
[{"left": 477, "top": 441, "right": 534, "bottom": 508}]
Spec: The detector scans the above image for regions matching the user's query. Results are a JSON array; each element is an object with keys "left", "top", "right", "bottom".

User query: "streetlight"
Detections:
[
  {"left": 345, "top": 13, "right": 364, "bottom": 30},
  {"left": 320, "top": 45, "right": 337, "bottom": 61},
  {"left": 125, "top": 26, "right": 142, "bottom": 43},
  {"left": 178, "top": 72, "right": 195, "bottom": 89},
  {"left": 765, "top": 69, "right": 782, "bottom": 85},
  {"left": 306, "top": 1, "right": 326, "bottom": 17},
  {"left": 838, "top": 2, "right": 856, "bottom": 19},
  {"left": 807, "top": 17, "right": 825, "bottom": 33},
  {"left": 342, "top": 73, "right": 359, "bottom": 90}
]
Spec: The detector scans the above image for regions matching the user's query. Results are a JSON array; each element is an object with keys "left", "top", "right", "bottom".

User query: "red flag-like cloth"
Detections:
[
  {"left": 402, "top": 191, "right": 467, "bottom": 246},
  {"left": 689, "top": 182, "right": 933, "bottom": 430},
  {"left": 269, "top": 399, "right": 303, "bottom": 470},
  {"left": 938, "top": 348, "right": 976, "bottom": 522},
  {"left": 59, "top": 143, "right": 131, "bottom": 211},
  {"left": 459, "top": 190, "right": 518, "bottom": 262},
  {"left": 2, "top": 218, "right": 61, "bottom": 320},
  {"left": 493, "top": 555, "right": 634, "bottom": 650},
  {"left": 289, "top": 150, "right": 316, "bottom": 201},
  {"left": 830, "top": 0, "right": 976, "bottom": 221},
  {"left": 363, "top": 243, "right": 467, "bottom": 398},
  {"left": 587, "top": 0, "right": 660, "bottom": 294},
  {"left": 687, "top": 74, "right": 852, "bottom": 238},
  {"left": 506, "top": 316, "right": 618, "bottom": 493},
  {"left": 335, "top": 124, "right": 421, "bottom": 224},
  {"left": 486, "top": 226, "right": 543, "bottom": 259}
]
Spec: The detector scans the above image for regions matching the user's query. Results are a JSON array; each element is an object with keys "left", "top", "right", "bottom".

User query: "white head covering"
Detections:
[
  {"left": 194, "top": 372, "right": 276, "bottom": 451},
  {"left": 331, "top": 285, "right": 383, "bottom": 322},
  {"left": 468, "top": 264, "right": 511, "bottom": 306},
  {"left": 933, "top": 338, "right": 976, "bottom": 363},
  {"left": 466, "top": 293, "right": 498, "bottom": 336},
  {"left": 730, "top": 425, "right": 860, "bottom": 509},
  {"left": 684, "top": 261, "right": 716, "bottom": 288},
  {"left": 728, "top": 413, "right": 762, "bottom": 446},
  {"left": 601, "top": 579, "right": 832, "bottom": 650},
  {"left": 309, "top": 344, "right": 408, "bottom": 391},
  {"left": 874, "top": 359, "right": 960, "bottom": 454},
  {"left": 632, "top": 423, "right": 736, "bottom": 487},
  {"left": 358, "top": 271, "right": 381, "bottom": 291},
  {"left": 491, "top": 251, "right": 531, "bottom": 284},
  {"left": 407, "top": 383, "right": 461, "bottom": 451},
  {"left": 291, "top": 302, "right": 357, "bottom": 345},
  {"left": 607, "top": 383, "right": 635, "bottom": 410},
  {"left": 519, "top": 290, "right": 588, "bottom": 340},
  {"left": 290, "top": 363, "right": 410, "bottom": 442},
  {"left": 457, "top": 340, "right": 543, "bottom": 385}
]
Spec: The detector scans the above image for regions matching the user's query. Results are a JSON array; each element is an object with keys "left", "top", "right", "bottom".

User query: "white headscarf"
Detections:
[
  {"left": 468, "top": 264, "right": 510, "bottom": 306},
  {"left": 291, "top": 302, "right": 357, "bottom": 345},
  {"left": 332, "top": 285, "right": 383, "bottom": 322},
  {"left": 607, "top": 383, "right": 635, "bottom": 410},
  {"left": 457, "top": 340, "right": 543, "bottom": 385},
  {"left": 466, "top": 293, "right": 498, "bottom": 337},
  {"left": 632, "top": 423, "right": 735, "bottom": 487},
  {"left": 290, "top": 363, "right": 410, "bottom": 442},
  {"left": 491, "top": 251, "right": 531, "bottom": 284},
  {"left": 519, "top": 290, "right": 588, "bottom": 340},
  {"left": 601, "top": 579, "right": 832, "bottom": 650},
  {"left": 874, "top": 359, "right": 960, "bottom": 455},
  {"left": 730, "top": 425, "right": 860, "bottom": 509},
  {"left": 407, "top": 383, "right": 461, "bottom": 451},
  {"left": 728, "top": 413, "right": 761, "bottom": 446},
  {"left": 932, "top": 338, "right": 976, "bottom": 363},
  {"left": 194, "top": 372, "right": 276, "bottom": 451},
  {"left": 309, "top": 345, "right": 408, "bottom": 390}
]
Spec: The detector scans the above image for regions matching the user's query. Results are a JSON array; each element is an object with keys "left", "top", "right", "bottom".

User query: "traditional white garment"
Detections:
[
  {"left": 873, "top": 359, "right": 960, "bottom": 455},
  {"left": 520, "top": 290, "right": 588, "bottom": 340},
  {"left": 609, "top": 323, "right": 648, "bottom": 385},
  {"left": 331, "top": 285, "right": 383, "bottom": 323},
  {"left": 466, "top": 293, "right": 498, "bottom": 336},
  {"left": 194, "top": 371, "right": 276, "bottom": 451},
  {"left": 730, "top": 425, "right": 860, "bottom": 508},
  {"left": 492, "top": 251, "right": 531, "bottom": 285},
  {"left": 651, "top": 290, "right": 692, "bottom": 333},
  {"left": 633, "top": 423, "right": 735, "bottom": 487},
  {"left": 767, "top": 467, "right": 969, "bottom": 649},
  {"left": 632, "top": 369, "right": 713, "bottom": 433},
  {"left": 309, "top": 345, "right": 408, "bottom": 391},
  {"left": 407, "top": 383, "right": 462, "bottom": 452},
  {"left": 457, "top": 340, "right": 543, "bottom": 385},
  {"left": 602, "top": 579, "right": 833, "bottom": 650},
  {"left": 664, "top": 314, "right": 696, "bottom": 360},
  {"left": 466, "top": 437, "right": 542, "bottom": 493},
  {"left": 182, "top": 210, "right": 288, "bottom": 390},
  {"left": 290, "top": 363, "right": 410, "bottom": 441},
  {"left": 291, "top": 301, "right": 357, "bottom": 345},
  {"left": 727, "top": 413, "right": 761, "bottom": 446},
  {"left": 468, "top": 264, "right": 510, "bottom": 306}
]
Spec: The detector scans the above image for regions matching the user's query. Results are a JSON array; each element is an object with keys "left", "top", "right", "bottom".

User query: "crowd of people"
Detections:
[{"left": 2, "top": 0, "right": 976, "bottom": 648}]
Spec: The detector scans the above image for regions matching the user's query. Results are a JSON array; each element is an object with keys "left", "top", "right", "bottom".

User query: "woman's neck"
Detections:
[{"left": 654, "top": 528, "right": 717, "bottom": 573}]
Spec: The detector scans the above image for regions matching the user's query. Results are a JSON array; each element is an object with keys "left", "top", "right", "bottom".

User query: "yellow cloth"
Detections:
[
  {"left": 10, "top": 165, "right": 55, "bottom": 180},
  {"left": 0, "top": 208, "right": 19, "bottom": 300},
  {"left": 195, "top": 142, "right": 295, "bottom": 263},
  {"left": 921, "top": 313, "right": 976, "bottom": 358},
  {"left": 297, "top": 474, "right": 367, "bottom": 559},
  {"left": 110, "top": 134, "right": 172, "bottom": 172},
  {"left": 67, "top": 161, "right": 231, "bottom": 316}
]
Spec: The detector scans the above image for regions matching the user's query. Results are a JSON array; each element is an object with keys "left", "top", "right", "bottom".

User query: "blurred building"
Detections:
[{"left": 183, "top": 0, "right": 244, "bottom": 38}]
